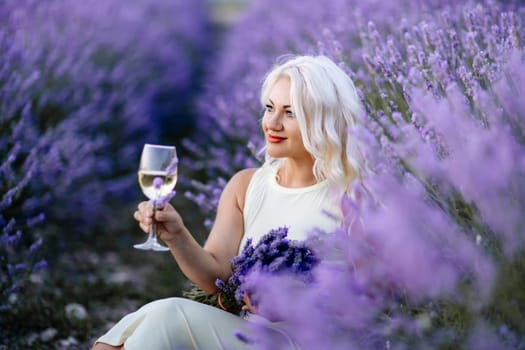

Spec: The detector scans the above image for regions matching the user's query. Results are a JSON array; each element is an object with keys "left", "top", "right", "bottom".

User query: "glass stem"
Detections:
[
  {"left": 150, "top": 202, "right": 158, "bottom": 239},
  {"left": 150, "top": 187, "right": 164, "bottom": 244}
]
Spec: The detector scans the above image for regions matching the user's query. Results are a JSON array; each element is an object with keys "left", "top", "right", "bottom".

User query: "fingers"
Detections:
[
  {"left": 152, "top": 203, "right": 176, "bottom": 222},
  {"left": 138, "top": 221, "right": 150, "bottom": 233},
  {"left": 153, "top": 207, "right": 170, "bottom": 222},
  {"left": 137, "top": 201, "right": 153, "bottom": 215},
  {"left": 133, "top": 210, "right": 150, "bottom": 233},
  {"left": 134, "top": 201, "right": 178, "bottom": 235},
  {"left": 134, "top": 201, "right": 153, "bottom": 233}
]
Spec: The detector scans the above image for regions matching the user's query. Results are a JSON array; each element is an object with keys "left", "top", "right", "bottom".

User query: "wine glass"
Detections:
[{"left": 134, "top": 144, "right": 178, "bottom": 251}]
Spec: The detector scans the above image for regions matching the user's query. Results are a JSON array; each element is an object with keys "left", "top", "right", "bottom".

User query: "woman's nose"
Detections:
[{"left": 266, "top": 111, "right": 283, "bottom": 130}]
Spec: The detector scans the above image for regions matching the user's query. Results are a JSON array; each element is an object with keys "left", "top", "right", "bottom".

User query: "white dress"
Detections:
[{"left": 95, "top": 164, "right": 340, "bottom": 349}]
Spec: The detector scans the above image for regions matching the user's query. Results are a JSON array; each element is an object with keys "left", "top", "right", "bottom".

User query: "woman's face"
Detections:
[{"left": 262, "top": 77, "right": 310, "bottom": 161}]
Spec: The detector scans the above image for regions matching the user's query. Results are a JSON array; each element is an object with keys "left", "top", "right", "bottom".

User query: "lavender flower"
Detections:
[
  {"left": 1, "top": 0, "right": 209, "bottom": 331},
  {"left": 215, "top": 227, "right": 318, "bottom": 315},
  {"left": 153, "top": 177, "right": 164, "bottom": 189},
  {"left": 186, "top": 0, "right": 457, "bottom": 224},
  {"left": 151, "top": 191, "right": 177, "bottom": 210},
  {"left": 234, "top": 330, "right": 254, "bottom": 344},
  {"left": 184, "top": 0, "right": 525, "bottom": 348},
  {"left": 165, "top": 157, "right": 179, "bottom": 177}
]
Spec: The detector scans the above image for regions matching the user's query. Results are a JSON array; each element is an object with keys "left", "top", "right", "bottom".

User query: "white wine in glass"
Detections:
[
  {"left": 134, "top": 144, "right": 178, "bottom": 251},
  {"left": 138, "top": 170, "right": 178, "bottom": 199}
]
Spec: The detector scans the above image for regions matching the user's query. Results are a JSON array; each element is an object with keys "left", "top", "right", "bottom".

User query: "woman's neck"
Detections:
[{"left": 276, "top": 158, "right": 317, "bottom": 188}]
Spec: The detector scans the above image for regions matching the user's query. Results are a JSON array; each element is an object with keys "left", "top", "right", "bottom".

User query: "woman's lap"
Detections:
[{"left": 95, "top": 297, "right": 286, "bottom": 350}]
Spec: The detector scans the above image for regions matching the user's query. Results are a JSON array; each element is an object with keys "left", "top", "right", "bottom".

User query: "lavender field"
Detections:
[{"left": 2, "top": 0, "right": 525, "bottom": 349}]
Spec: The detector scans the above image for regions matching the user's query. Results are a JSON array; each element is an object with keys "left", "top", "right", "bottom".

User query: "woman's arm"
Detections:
[{"left": 135, "top": 168, "right": 256, "bottom": 293}]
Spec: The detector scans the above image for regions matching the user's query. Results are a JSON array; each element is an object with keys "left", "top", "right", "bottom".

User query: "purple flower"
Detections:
[
  {"left": 215, "top": 227, "right": 319, "bottom": 313},
  {"left": 151, "top": 190, "right": 176, "bottom": 209},
  {"left": 33, "top": 259, "right": 48, "bottom": 271},
  {"left": 1, "top": 0, "right": 210, "bottom": 315},
  {"left": 234, "top": 330, "right": 253, "bottom": 344},
  {"left": 190, "top": 1, "right": 525, "bottom": 348},
  {"left": 165, "top": 157, "right": 179, "bottom": 176},
  {"left": 28, "top": 238, "right": 43, "bottom": 253},
  {"left": 153, "top": 177, "right": 164, "bottom": 189}
]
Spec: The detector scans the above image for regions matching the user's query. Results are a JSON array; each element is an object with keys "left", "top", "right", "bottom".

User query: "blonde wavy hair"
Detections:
[{"left": 260, "top": 55, "right": 366, "bottom": 193}]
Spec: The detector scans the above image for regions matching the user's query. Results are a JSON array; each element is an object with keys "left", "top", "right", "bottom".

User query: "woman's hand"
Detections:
[{"left": 134, "top": 201, "right": 186, "bottom": 244}]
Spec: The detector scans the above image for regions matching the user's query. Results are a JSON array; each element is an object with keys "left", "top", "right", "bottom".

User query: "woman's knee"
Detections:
[{"left": 136, "top": 297, "right": 193, "bottom": 333}]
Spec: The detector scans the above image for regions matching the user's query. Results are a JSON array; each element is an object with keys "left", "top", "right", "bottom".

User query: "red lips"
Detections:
[{"left": 267, "top": 135, "right": 287, "bottom": 143}]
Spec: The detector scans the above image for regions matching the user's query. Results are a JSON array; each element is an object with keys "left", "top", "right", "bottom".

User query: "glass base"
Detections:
[{"left": 134, "top": 241, "right": 170, "bottom": 251}]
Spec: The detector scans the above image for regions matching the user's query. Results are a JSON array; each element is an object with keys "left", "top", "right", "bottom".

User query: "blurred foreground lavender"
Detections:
[
  {"left": 0, "top": 0, "right": 209, "bottom": 345},
  {"left": 252, "top": 51, "right": 525, "bottom": 347},
  {"left": 185, "top": 0, "right": 525, "bottom": 348}
]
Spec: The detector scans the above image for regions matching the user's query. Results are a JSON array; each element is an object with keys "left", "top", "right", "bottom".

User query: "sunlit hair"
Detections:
[{"left": 260, "top": 55, "right": 366, "bottom": 193}]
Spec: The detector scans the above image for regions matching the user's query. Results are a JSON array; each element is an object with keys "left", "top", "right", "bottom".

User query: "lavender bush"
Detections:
[
  {"left": 251, "top": 53, "right": 525, "bottom": 347},
  {"left": 185, "top": 0, "right": 525, "bottom": 348},
  {"left": 185, "top": 0, "right": 456, "bottom": 227},
  {"left": 1, "top": 0, "right": 209, "bottom": 343}
]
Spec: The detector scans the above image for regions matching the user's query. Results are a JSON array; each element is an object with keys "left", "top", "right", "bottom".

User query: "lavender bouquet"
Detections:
[{"left": 183, "top": 227, "right": 318, "bottom": 315}]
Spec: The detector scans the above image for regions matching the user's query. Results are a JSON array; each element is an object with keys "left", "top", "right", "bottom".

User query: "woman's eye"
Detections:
[
  {"left": 265, "top": 104, "right": 273, "bottom": 112},
  {"left": 286, "top": 110, "right": 295, "bottom": 117}
]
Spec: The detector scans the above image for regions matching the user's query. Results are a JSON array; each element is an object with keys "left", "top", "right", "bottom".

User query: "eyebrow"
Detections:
[{"left": 268, "top": 98, "right": 291, "bottom": 109}]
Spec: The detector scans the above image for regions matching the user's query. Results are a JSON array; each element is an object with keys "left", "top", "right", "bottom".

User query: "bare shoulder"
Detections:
[
  {"left": 230, "top": 168, "right": 257, "bottom": 183},
  {"left": 223, "top": 168, "right": 258, "bottom": 209},
  {"left": 227, "top": 168, "right": 257, "bottom": 193}
]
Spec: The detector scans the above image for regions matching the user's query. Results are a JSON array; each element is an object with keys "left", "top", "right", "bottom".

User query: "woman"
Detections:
[{"left": 93, "top": 55, "right": 365, "bottom": 350}]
